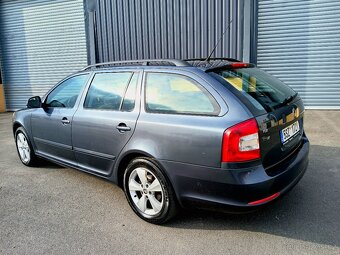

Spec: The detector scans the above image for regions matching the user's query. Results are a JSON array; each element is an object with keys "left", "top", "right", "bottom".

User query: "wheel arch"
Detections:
[
  {"left": 115, "top": 150, "right": 156, "bottom": 188},
  {"left": 13, "top": 122, "right": 37, "bottom": 154},
  {"left": 114, "top": 149, "right": 182, "bottom": 208},
  {"left": 114, "top": 150, "right": 178, "bottom": 195},
  {"left": 12, "top": 121, "right": 22, "bottom": 136}
]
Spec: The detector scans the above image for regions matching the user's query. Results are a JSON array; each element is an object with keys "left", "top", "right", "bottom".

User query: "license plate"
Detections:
[{"left": 280, "top": 121, "right": 300, "bottom": 144}]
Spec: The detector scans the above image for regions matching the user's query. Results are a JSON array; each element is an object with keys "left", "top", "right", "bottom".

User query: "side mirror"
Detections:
[{"left": 27, "top": 96, "right": 42, "bottom": 108}]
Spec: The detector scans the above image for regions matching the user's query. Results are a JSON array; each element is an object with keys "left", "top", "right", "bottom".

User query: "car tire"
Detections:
[
  {"left": 15, "top": 127, "right": 39, "bottom": 167},
  {"left": 123, "top": 157, "right": 178, "bottom": 224}
]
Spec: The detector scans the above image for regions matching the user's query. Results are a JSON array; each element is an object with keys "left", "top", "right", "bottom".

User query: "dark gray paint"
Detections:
[
  {"left": 13, "top": 65, "right": 252, "bottom": 182},
  {"left": 130, "top": 67, "right": 246, "bottom": 168},
  {"left": 71, "top": 70, "right": 143, "bottom": 175},
  {"left": 84, "top": 0, "right": 257, "bottom": 64},
  {"left": 12, "top": 63, "right": 309, "bottom": 212},
  {"left": 29, "top": 72, "right": 91, "bottom": 165},
  {"left": 31, "top": 107, "right": 76, "bottom": 163}
]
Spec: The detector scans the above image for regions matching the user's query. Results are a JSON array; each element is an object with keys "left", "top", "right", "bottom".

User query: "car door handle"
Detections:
[
  {"left": 116, "top": 123, "right": 131, "bottom": 132},
  {"left": 61, "top": 117, "right": 70, "bottom": 125}
]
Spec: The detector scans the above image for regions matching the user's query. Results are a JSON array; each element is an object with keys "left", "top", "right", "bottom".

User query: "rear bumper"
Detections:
[{"left": 161, "top": 136, "right": 309, "bottom": 213}]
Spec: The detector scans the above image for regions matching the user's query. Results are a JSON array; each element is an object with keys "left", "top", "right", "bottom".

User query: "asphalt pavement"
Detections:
[{"left": 0, "top": 110, "right": 339, "bottom": 255}]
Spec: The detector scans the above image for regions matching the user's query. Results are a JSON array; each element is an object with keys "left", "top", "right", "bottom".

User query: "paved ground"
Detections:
[{"left": 0, "top": 111, "right": 339, "bottom": 255}]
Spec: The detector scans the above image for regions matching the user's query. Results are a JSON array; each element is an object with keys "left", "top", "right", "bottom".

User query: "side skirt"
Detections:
[{"left": 35, "top": 151, "right": 117, "bottom": 184}]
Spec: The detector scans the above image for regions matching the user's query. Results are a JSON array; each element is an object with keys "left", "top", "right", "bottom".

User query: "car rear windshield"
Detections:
[{"left": 210, "top": 67, "right": 297, "bottom": 113}]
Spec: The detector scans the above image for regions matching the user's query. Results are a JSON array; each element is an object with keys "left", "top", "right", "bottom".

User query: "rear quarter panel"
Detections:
[{"left": 117, "top": 68, "right": 253, "bottom": 171}]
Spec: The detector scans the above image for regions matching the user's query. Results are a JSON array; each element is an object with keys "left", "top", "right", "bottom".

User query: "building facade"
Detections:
[
  {"left": 0, "top": 0, "right": 339, "bottom": 110},
  {"left": 0, "top": 0, "right": 87, "bottom": 110}
]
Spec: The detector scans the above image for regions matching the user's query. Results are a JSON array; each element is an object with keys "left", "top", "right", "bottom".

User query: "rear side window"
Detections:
[
  {"left": 145, "top": 73, "right": 219, "bottom": 115},
  {"left": 84, "top": 72, "right": 132, "bottom": 110},
  {"left": 46, "top": 74, "right": 88, "bottom": 108},
  {"left": 212, "top": 67, "right": 297, "bottom": 112}
]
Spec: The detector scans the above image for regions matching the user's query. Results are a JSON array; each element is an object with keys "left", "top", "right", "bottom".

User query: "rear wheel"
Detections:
[
  {"left": 15, "top": 127, "right": 39, "bottom": 166},
  {"left": 123, "top": 157, "right": 178, "bottom": 224}
]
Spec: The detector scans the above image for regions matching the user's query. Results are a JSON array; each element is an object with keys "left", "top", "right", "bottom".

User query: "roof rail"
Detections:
[{"left": 81, "top": 59, "right": 190, "bottom": 71}]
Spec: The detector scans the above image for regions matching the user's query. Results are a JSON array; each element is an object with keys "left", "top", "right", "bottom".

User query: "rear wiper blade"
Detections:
[
  {"left": 282, "top": 93, "right": 298, "bottom": 105},
  {"left": 273, "top": 93, "right": 298, "bottom": 109}
]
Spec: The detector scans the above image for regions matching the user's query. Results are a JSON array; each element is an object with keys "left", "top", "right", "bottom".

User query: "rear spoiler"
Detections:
[{"left": 206, "top": 63, "right": 255, "bottom": 73}]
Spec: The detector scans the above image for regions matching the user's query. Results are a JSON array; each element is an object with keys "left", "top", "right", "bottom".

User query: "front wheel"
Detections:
[
  {"left": 123, "top": 157, "right": 178, "bottom": 224},
  {"left": 15, "top": 127, "right": 39, "bottom": 166}
]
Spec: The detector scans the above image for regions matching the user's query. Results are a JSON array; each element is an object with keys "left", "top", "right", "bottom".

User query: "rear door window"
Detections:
[
  {"left": 145, "top": 73, "right": 220, "bottom": 115},
  {"left": 84, "top": 72, "right": 133, "bottom": 110}
]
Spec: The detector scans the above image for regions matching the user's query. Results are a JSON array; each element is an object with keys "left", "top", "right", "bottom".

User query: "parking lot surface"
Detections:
[{"left": 0, "top": 110, "right": 339, "bottom": 255}]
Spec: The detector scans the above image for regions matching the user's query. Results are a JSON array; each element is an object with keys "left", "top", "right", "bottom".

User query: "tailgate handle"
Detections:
[{"left": 262, "top": 135, "right": 271, "bottom": 141}]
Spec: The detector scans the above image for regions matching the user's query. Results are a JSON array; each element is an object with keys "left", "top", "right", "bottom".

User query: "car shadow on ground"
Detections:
[{"left": 166, "top": 144, "right": 340, "bottom": 248}]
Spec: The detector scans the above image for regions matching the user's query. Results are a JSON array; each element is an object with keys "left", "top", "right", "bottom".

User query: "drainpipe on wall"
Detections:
[
  {"left": 0, "top": 83, "right": 6, "bottom": 112},
  {"left": 0, "top": 70, "right": 5, "bottom": 112},
  {"left": 243, "top": 0, "right": 258, "bottom": 64},
  {"left": 85, "top": 0, "right": 97, "bottom": 65}
]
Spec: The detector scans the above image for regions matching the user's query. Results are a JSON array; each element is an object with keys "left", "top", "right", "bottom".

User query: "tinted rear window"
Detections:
[{"left": 212, "top": 67, "right": 297, "bottom": 112}]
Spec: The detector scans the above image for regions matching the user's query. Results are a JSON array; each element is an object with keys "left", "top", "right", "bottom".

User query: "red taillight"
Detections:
[
  {"left": 230, "top": 62, "right": 249, "bottom": 68},
  {"left": 222, "top": 118, "right": 260, "bottom": 162}
]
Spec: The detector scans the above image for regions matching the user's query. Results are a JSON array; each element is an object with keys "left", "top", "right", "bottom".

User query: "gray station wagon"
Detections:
[{"left": 13, "top": 58, "right": 309, "bottom": 224}]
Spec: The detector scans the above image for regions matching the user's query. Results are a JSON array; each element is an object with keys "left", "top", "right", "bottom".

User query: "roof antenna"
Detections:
[{"left": 205, "top": 19, "right": 233, "bottom": 62}]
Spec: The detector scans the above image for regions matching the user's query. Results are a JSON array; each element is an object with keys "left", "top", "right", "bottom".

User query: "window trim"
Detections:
[
  {"left": 120, "top": 73, "right": 139, "bottom": 112},
  {"left": 144, "top": 72, "right": 221, "bottom": 116},
  {"left": 82, "top": 71, "right": 134, "bottom": 112},
  {"left": 44, "top": 73, "right": 89, "bottom": 109}
]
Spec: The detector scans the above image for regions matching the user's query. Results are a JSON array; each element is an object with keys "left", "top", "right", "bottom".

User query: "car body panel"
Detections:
[
  {"left": 29, "top": 73, "right": 91, "bottom": 165},
  {"left": 160, "top": 135, "right": 309, "bottom": 210},
  {"left": 31, "top": 107, "right": 76, "bottom": 164},
  {"left": 256, "top": 98, "right": 305, "bottom": 170},
  {"left": 12, "top": 63, "right": 310, "bottom": 213},
  {"left": 71, "top": 70, "right": 143, "bottom": 176}
]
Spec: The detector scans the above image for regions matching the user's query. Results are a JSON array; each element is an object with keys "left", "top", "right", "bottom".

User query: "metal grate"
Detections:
[
  {"left": 0, "top": 0, "right": 87, "bottom": 110},
  {"left": 257, "top": 0, "right": 340, "bottom": 109}
]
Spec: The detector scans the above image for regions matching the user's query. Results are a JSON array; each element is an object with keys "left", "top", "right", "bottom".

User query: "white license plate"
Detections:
[{"left": 280, "top": 121, "right": 300, "bottom": 144}]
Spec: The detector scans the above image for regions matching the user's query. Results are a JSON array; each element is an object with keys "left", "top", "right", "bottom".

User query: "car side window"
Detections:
[
  {"left": 45, "top": 74, "right": 89, "bottom": 108},
  {"left": 84, "top": 72, "right": 132, "bottom": 110},
  {"left": 145, "top": 73, "right": 220, "bottom": 115}
]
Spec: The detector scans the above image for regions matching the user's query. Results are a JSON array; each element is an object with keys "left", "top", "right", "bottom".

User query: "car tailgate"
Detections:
[{"left": 256, "top": 98, "right": 305, "bottom": 171}]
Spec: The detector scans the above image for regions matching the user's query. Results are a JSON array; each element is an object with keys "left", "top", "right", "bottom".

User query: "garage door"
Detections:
[
  {"left": 0, "top": 0, "right": 87, "bottom": 111},
  {"left": 257, "top": 0, "right": 340, "bottom": 109}
]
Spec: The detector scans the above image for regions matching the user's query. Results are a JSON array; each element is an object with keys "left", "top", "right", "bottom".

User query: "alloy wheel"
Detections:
[
  {"left": 16, "top": 133, "right": 31, "bottom": 164},
  {"left": 128, "top": 167, "right": 164, "bottom": 216}
]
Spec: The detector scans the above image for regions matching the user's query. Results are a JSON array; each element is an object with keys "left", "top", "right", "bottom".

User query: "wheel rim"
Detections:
[
  {"left": 128, "top": 167, "right": 164, "bottom": 216},
  {"left": 16, "top": 133, "right": 30, "bottom": 163}
]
